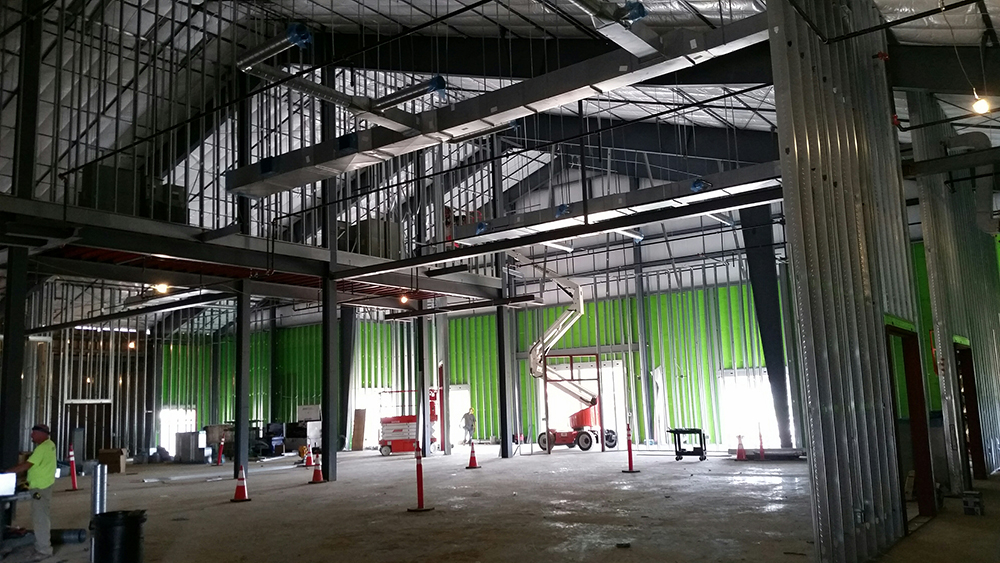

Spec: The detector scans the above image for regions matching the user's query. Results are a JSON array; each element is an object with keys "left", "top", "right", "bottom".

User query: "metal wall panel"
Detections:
[
  {"left": 908, "top": 91, "right": 1000, "bottom": 486},
  {"left": 769, "top": 0, "right": 909, "bottom": 560}
]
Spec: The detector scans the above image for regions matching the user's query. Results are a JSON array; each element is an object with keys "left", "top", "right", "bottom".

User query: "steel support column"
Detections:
[
  {"left": 233, "top": 282, "right": 251, "bottom": 479},
  {"left": 632, "top": 243, "right": 655, "bottom": 443},
  {"left": 320, "top": 54, "right": 340, "bottom": 481},
  {"left": 236, "top": 75, "right": 252, "bottom": 235},
  {"left": 739, "top": 204, "right": 792, "bottom": 448},
  {"left": 432, "top": 147, "right": 452, "bottom": 456},
  {"left": 0, "top": 247, "right": 29, "bottom": 468},
  {"left": 12, "top": 5, "right": 42, "bottom": 199},
  {"left": 270, "top": 307, "right": 279, "bottom": 423},
  {"left": 492, "top": 134, "right": 513, "bottom": 458},
  {"left": 339, "top": 307, "right": 356, "bottom": 449}
]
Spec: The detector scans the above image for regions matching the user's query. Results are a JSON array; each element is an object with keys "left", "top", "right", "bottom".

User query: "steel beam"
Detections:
[
  {"left": 739, "top": 204, "right": 792, "bottom": 448},
  {"left": 226, "top": 14, "right": 770, "bottom": 198},
  {"left": 510, "top": 112, "right": 779, "bottom": 166},
  {"left": 320, "top": 33, "right": 772, "bottom": 87},
  {"left": 454, "top": 160, "right": 782, "bottom": 242},
  {"left": 0, "top": 247, "right": 28, "bottom": 469},
  {"left": 902, "top": 146, "right": 1000, "bottom": 179},
  {"left": 337, "top": 185, "right": 782, "bottom": 280},
  {"left": 233, "top": 281, "right": 251, "bottom": 479},
  {"left": 26, "top": 293, "right": 228, "bottom": 335}
]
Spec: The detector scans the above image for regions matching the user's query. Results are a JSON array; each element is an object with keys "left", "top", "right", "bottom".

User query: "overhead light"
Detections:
[
  {"left": 613, "top": 228, "right": 644, "bottom": 241},
  {"left": 400, "top": 295, "right": 409, "bottom": 304},
  {"left": 542, "top": 241, "right": 574, "bottom": 253},
  {"left": 153, "top": 284, "right": 169, "bottom": 294},
  {"left": 974, "top": 89, "right": 990, "bottom": 114},
  {"left": 128, "top": 341, "right": 136, "bottom": 349}
]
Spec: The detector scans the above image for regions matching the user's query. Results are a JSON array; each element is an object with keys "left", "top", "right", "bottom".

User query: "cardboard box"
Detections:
[{"left": 98, "top": 448, "right": 128, "bottom": 474}]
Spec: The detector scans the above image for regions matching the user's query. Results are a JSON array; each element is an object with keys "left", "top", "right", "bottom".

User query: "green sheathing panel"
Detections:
[
  {"left": 161, "top": 331, "right": 271, "bottom": 428},
  {"left": 912, "top": 242, "right": 943, "bottom": 412},
  {"left": 448, "top": 315, "right": 499, "bottom": 441},
  {"left": 506, "top": 284, "right": 770, "bottom": 446},
  {"left": 274, "top": 324, "right": 321, "bottom": 423}
]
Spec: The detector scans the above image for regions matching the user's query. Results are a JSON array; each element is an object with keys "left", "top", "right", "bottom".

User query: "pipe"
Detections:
[
  {"left": 371, "top": 76, "right": 446, "bottom": 112},
  {"left": 51, "top": 529, "right": 88, "bottom": 545},
  {"left": 236, "top": 23, "right": 311, "bottom": 71}
]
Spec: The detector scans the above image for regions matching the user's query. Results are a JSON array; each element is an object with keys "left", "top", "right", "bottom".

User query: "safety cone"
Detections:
[
  {"left": 231, "top": 465, "right": 251, "bottom": 503},
  {"left": 214, "top": 438, "right": 225, "bottom": 466},
  {"left": 304, "top": 444, "right": 315, "bottom": 468},
  {"left": 466, "top": 442, "right": 481, "bottom": 470},
  {"left": 758, "top": 429, "right": 766, "bottom": 461},
  {"left": 407, "top": 441, "right": 433, "bottom": 513},
  {"left": 65, "top": 445, "right": 81, "bottom": 492},
  {"left": 736, "top": 435, "right": 747, "bottom": 461},
  {"left": 308, "top": 458, "right": 325, "bottom": 484}
]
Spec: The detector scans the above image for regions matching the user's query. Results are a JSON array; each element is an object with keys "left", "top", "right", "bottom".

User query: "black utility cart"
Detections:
[{"left": 668, "top": 428, "right": 707, "bottom": 461}]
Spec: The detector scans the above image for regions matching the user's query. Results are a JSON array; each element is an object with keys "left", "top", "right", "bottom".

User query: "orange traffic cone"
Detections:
[
  {"left": 736, "top": 435, "right": 747, "bottom": 461},
  {"left": 66, "top": 445, "right": 81, "bottom": 492},
  {"left": 308, "top": 455, "right": 325, "bottom": 484},
  {"left": 304, "top": 445, "right": 315, "bottom": 468},
  {"left": 758, "top": 429, "right": 766, "bottom": 461},
  {"left": 231, "top": 466, "right": 251, "bottom": 502},
  {"left": 466, "top": 442, "right": 481, "bottom": 470}
]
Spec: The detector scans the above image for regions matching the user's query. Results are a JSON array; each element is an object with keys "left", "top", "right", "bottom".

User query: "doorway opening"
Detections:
[
  {"left": 954, "top": 344, "right": 988, "bottom": 481},
  {"left": 886, "top": 327, "right": 936, "bottom": 528}
]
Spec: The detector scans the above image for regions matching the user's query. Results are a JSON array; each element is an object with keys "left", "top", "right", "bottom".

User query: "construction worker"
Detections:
[
  {"left": 461, "top": 408, "right": 476, "bottom": 445},
  {"left": 5, "top": 424, "right": 57, "bottom": 561}
]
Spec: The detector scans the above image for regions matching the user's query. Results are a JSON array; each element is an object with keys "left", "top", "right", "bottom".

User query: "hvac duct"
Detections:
[
  {"left": 236, "top": 25, "right": 446, "bottom": 136},
  {"left": 236, "top": 24, "right": 312, "bottom": 71},
  {"left": 944, "top": 132, "right": 998, "bottom": 235}
]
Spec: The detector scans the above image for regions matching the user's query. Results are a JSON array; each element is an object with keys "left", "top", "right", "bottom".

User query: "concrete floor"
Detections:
[{"left": 5, "top": 446, "right": 995, "bottom": 562}]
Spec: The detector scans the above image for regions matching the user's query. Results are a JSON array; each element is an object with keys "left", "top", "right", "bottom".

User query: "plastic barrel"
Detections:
[{"left": 91, "top": 510, "right": 146, "bottom": 563}]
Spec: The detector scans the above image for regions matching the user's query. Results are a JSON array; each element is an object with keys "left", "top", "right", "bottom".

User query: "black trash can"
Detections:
[{"left": 91, "top": 510, "right": 146, "bottom": 563}]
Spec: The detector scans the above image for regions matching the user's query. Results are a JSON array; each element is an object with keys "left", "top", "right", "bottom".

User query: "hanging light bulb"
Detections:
[
  {"left": 400, "top": 295, "right": 409, "bottom": 304},
  {"left": 973, "top": 89, "right": 990, "bottom": 114},
  {"left": 153, "top": 283, "right": 169, "bottom": 294}
]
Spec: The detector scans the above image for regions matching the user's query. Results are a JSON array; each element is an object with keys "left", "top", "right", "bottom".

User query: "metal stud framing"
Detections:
[{"left": 769, "top": 0, "right": 915, "bottom": 560}]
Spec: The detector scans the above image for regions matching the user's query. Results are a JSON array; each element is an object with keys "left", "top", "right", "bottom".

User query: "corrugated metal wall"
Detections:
[
  {"left": 770, "top": 0, "right": 911, "bottom": 560},
  {"left": 908, "top": 91, "right": 1000, "bottom": 487}
]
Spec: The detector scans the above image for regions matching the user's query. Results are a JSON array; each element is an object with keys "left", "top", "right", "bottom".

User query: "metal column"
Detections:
[
  {"left": 1, "top": 248, "right": 29, "bottom": 468},
  {"left": 320, "top": 45, "right": 340, "bottom": 482},
  {"left": 431, "top": 147, "right": 452, "bottom": 455},
  {"left": 339, "top": 307, "right": 356, "bottom": 448},
  {"left": 491, "top": 134, "right": 512, "bottom": 458},
  {"left": 233, "top": 282, "right": 251, "bottom": 479},
  {"left": 269, "top": 307, "right": 279, "bottom": 422},
  {"left": 236, "top": 74, "right": 252, "bottom": 235},
  {"left": 12, "top": 4, "right": 42, "bottom": 199},
  {"left": 632, "top": 242, "right": 655, "bottom": 442},
  {"left": 739, "top": 204, "right": 792, "bottom": 448}
]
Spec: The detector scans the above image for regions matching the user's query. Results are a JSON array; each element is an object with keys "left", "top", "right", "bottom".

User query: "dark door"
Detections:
[
  {"left": 886, "top": 328, "right": 936, "bottom": 523},
  {"left": 954, "top": 345, "right": 988, "bottom": 481}
]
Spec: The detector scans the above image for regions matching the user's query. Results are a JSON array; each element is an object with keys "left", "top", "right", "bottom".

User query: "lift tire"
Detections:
[
  {"left": 576, "top": 432, "right": 594, "bottom": 451},
  {"left": 537, "top": 432, "right": 549, "bottom": 451},
  {"left": 379, "top": 445, "right": 392, "bottom": 457},
  {"left": 604, "top": 430, "right": 618, "bottom": 449},
  {"left": 675, "top": 455, "right": 683, "bottom": 461},
  {"left": 699, "top": 455, "right": 707, "bottom": 461}
]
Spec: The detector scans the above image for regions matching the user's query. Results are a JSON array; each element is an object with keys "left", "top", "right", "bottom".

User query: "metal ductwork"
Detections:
[
  {"left": 226, "top": 13, "right": 769, "bottom": 199},
  {"left": 945, "top": 132, "right": 998, "bottom": 235},
  {"left": 236, "top": 25, "right": 446, "bottom": 139},
  {"left": 563, "top": 0, "right": 661, "bottom": 58}
]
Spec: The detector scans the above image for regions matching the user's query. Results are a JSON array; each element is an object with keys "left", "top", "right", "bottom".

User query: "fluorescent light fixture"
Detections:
[
  {"left": 613, "top": 228, "right": 644, "bottom": 241},
  {"left": 542, "top": 241, "right": 574, "bottom": 253}
]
